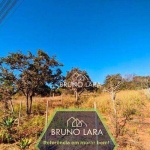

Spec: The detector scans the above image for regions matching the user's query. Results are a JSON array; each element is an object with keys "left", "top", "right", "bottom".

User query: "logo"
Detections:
[
  {"left": 36, "top": 109, "right": 117, "bottom": 150},
  {"left": 70, "top": 72, "right": 90, "bottom": 88},
  {"left": 71, "top": 72, "right": 89, "bottom": 82},
  {"left": 67, "top": 117, "right": 87, "bottom": 128},
  {"left": 60, "top": 72, "right": 102, "bottom": 88}
]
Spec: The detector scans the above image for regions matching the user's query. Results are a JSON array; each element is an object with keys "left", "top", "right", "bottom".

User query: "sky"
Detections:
[{"left": 0, "top": 0, "right": 150, "bottom": 83}]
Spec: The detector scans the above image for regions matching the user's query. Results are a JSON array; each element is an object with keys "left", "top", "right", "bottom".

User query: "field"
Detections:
[{"left": 0, "top": 90, "right": 150, "bottom": 150}]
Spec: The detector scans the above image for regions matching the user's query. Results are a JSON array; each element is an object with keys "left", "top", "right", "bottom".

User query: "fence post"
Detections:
[
  {"left": 18, "top": 101, "right": 22, "bottom": 127},
  {"left": 45, "top": 100, "right": 49, "bottom": 127},
  {"left": 94, "top": 102, "right": 98, "bottom": 150},
  {"left": 44, "top": 99, "right": 49, "bottom": 148}
]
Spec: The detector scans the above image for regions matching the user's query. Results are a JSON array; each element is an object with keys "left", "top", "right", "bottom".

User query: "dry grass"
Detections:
[
  {"left": 80, "top": 90, "right": 150, "bottom": 150},
  {"left": 0, "top": 90, "right": 150, "bottom": 150}
]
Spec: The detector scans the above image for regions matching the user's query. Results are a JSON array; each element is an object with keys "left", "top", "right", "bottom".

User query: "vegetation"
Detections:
[
  {"left": 0, "top": 50, "right": 150, "bottom": 150},
  {"left": 0, "top": 50, "right": 63, "bottom": 114},
  {"left": 65, "top": 68, "right": 94, "bottom": 101},
  {"left": 0, "top": 90, "right": 149, "bottom": 150},
  {"left": 17, "top": 138, "right": 32, "bottom": 150}
]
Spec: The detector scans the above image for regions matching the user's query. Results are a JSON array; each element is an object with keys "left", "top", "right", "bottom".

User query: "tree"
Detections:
[
  {"left": 133, "top": 76, "right": 150, "bottom": 89},
  {"left": 0, "top": 50, "right": 63, "bottom": 115},
  {"left": 104, "top": 74, "right": 123, "bottom": 101},
  {"left": 36, "top": 84, "right": 51, "bottom": 97},
  {"left": 0, "top": 77, "right": 15, "bottom": 113},
  {"left": 65, "top": 68, "right": 93, "bottom": 101},
  {"left": 123, "top": 74, "right": 150, "bottom": 90},
  {"left": 104, "top": 74, "right": 139, "bottom": 138},
  {"left": 103, "top": 74, "right": 124, "bottom": 138}
]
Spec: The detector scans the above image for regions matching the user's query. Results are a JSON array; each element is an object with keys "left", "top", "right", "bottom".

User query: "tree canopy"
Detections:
[
  {"left": 0, "top": 50, "right": 63, "bottom": 114},
  {"left": 65, "top": 68, "right": 94, "bottom": 101}
]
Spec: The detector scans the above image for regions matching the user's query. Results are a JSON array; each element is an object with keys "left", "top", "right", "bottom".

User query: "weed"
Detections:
[{"left": 17, "top": 138, "right": 32, "bottom": 150}]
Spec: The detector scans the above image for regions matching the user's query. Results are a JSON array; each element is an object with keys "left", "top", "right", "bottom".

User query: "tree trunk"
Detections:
[
  {"left": 74, "top": 90, "right": 78, "bottom": 102},
  {"left": 29, "top": 95, "right": 33, "bottom": 114},
  {"left": 78, "top": 88, "right": 84, "bottom": 96},
  {"left": 26, "top": 94, "right": 33, "bottom": 115},
  {"left": 111, "top": 91, "right": 118, "bottom": 138},
  {"left": 26, "top": 94, "right": 29, "bottom": 114}
]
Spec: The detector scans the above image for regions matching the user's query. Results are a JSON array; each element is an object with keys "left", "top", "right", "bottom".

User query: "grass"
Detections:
[{"left": 0, "top": 90, "right": 150, "bottom": 150}]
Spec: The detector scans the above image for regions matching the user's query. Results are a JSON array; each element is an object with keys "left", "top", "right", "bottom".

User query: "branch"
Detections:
[{"left": 114, "top": 81, "right": 122, "bottom": 91}]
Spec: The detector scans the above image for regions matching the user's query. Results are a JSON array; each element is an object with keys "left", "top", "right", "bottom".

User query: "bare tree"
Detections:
[{"left": 103, "top": 74, "right": 123, "bottom": 138}]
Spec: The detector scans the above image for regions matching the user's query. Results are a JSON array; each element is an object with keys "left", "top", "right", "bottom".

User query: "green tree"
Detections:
[
  {"left": 0, "top": 50, "right": 63, "bottom": 115},
  {"left": 0, "top": 73, "right": 16, "bottom": 112},
  {"left": 65, "top": 68, "right": 93, "bottom": 101}
]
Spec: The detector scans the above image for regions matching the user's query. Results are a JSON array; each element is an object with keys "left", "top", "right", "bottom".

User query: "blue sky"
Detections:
[{"left": 0, "top": 0, "right": 150, "bottom": 83}]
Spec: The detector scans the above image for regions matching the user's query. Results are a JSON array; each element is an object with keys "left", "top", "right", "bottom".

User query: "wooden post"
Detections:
[
  {"left": 45, "top": 100, "right": 49, "bottom": 148},
  {"left": 61, "top": 94, "right": 63, "bottom": 105},
  {"left": 10, "top": 99, "right": 14, "bottom": 113},
  {"left": 75, "top": 91, "right": 78, "bottom": 102},
  {"left": 45, "top": 100, "right": 49, "bottom": 127},
  {"left": 18, "top": 101, "right": 22, "bottom": 127},
  {"left": 94, "top": 102, "right": 98, "bottom": 150},
  {"left": 94, "top": 102, "right": 97, "bottom": 109}
]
